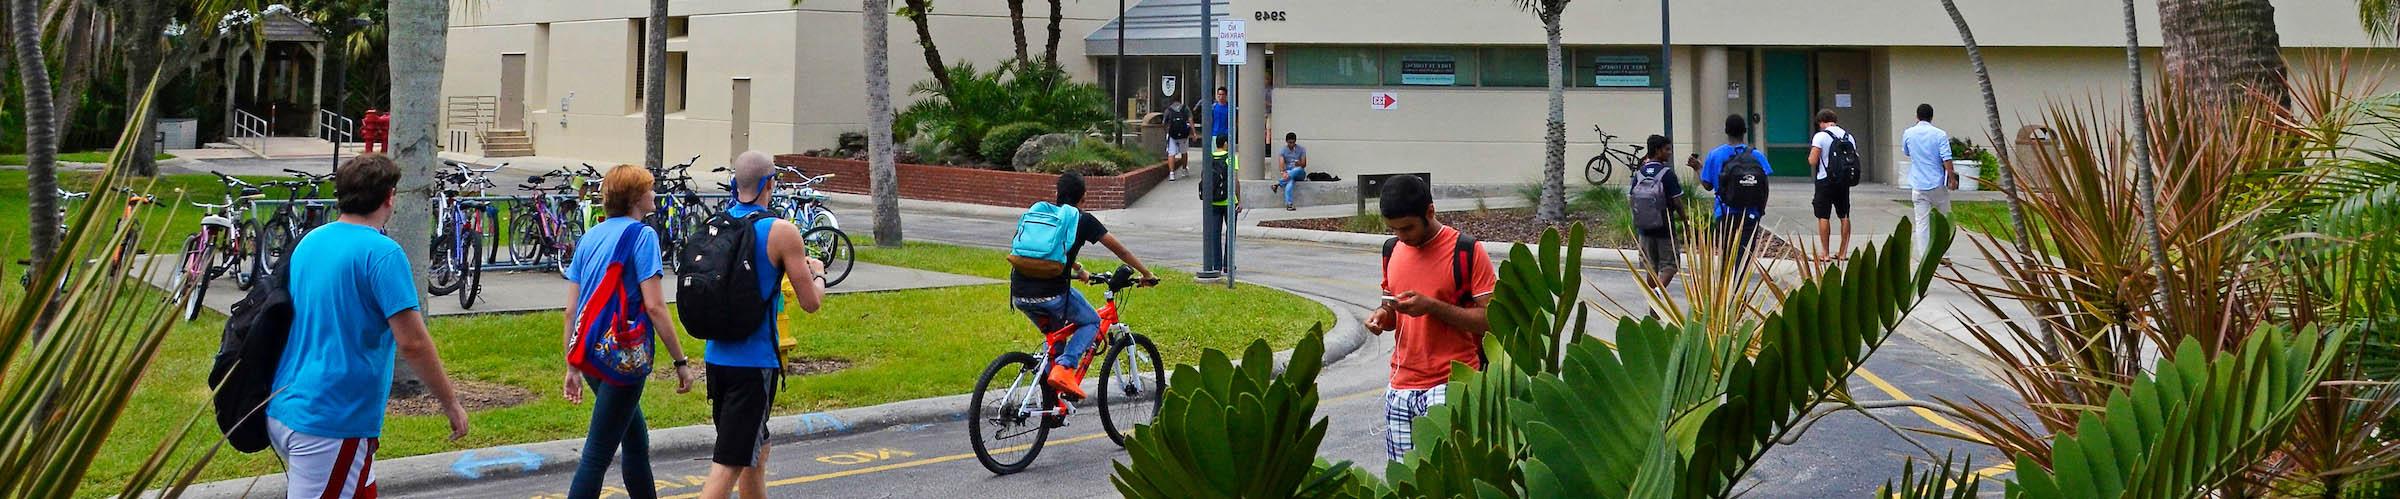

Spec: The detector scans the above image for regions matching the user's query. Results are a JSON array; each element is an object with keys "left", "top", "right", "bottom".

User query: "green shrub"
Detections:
[
  {"left": 894, "top": 61, "right": 1111, "bottom": 164},
  {"left": 1030, "top": 139, "right": 1154, "bottom": 176},
  {"left": 979, "top": 122, "right": 1051, "bottom": 167}
]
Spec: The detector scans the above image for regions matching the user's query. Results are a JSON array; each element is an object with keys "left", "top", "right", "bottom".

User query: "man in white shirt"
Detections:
[
  {"left": 1899, "top": 104, "right": 1958, "bottom": 261},
  {"left": 1806, "top": 109, "right": 1856, "bottom": 261}
]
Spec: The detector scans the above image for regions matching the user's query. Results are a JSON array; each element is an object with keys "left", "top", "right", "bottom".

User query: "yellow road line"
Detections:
[
  {"left": 661, "top": 433, "right": 1114, "bottom": 498},
  {"left": 1853, "top": 367, "right": 1990, "bottom": 445},
  {"left": 1974, "top": 462, "right": 2015, "bottom": 477}
]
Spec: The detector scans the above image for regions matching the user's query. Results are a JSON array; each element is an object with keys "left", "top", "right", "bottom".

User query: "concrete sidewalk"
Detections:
[{"left": 136, "top": 257, "right": 996, "bottom": 318}]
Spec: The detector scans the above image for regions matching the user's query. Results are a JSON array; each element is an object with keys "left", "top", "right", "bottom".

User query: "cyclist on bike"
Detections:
[{"left": 1011, "top": 173, "right": 1158, "bottom": 400}]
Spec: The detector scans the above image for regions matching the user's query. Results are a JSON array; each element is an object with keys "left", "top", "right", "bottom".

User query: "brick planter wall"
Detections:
[{"left": 773, "top": 155, "right": 1171, "bottom": 210}]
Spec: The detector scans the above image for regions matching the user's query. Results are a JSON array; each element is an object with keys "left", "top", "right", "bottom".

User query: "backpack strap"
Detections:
[
  {"left": 1452, "top": 235, "right": 1478, "bottom": 305},
  {"left": 1380, "top": 237, "right": 1400, "bottom": 278}
]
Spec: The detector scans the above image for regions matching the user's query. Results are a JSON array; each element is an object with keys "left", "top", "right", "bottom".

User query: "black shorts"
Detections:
[
  {"left": 1812, "top": 181, "right": 1852, "bottom": 219},
  {"left": 707, "top": 363, "right": 780, "bottom": 467}
]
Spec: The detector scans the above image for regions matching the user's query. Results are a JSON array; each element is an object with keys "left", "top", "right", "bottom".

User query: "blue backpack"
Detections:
[{"left": 1008, "top": 202, "right": 1082, "bottom": 278}]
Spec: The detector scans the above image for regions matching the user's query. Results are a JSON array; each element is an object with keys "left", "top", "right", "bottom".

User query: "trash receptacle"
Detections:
[
  {"left": 156, "top": 118, "right": 198, "bottom": 150},
  {"left": 2012, "top": 125, "right": 2060, "bottom": 191},
  {"left": 1136, "top": 113, "right": 1166, "bottom": 158}
]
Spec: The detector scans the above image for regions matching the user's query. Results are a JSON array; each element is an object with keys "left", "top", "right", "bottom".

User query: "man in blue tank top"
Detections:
[{"left": 698, "top": 151, "right": 828, "bottom": 499}]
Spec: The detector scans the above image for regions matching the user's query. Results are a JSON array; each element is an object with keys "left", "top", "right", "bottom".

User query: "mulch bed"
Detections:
[
  {"left": 388, "top": 379, "right": 533, "bottom": 416},
  {"left": 1260, "top": 208, "right": 1802, "bottom": 261}
]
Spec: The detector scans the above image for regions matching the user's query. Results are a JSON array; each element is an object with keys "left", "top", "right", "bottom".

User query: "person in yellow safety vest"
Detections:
[{"left": 1209, "top": 144, "right": 1237, "bottom": 208}]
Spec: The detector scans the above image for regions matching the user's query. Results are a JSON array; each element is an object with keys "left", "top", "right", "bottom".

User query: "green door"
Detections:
[{"left": 1761, "top": 50, "right": 1812, "bottom": 177}]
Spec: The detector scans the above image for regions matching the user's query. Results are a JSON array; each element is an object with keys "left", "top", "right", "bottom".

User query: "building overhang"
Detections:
[{"left": 1084, "top": 0, "right": 1230, "bottom": 57}]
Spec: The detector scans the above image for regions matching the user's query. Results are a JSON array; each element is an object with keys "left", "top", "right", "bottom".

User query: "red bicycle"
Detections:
[{"left": 967, "top": 265, "right": 1164, "bottom": 475}]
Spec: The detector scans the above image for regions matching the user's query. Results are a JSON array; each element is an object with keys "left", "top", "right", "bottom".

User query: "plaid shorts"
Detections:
[{"left": 1384, "top": 384, "right": 1450, "bottom": 461}]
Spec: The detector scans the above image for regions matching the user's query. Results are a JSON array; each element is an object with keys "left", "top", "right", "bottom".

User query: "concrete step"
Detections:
[{"left": 483, "top": 148, "right": 535, "bottom": 158}]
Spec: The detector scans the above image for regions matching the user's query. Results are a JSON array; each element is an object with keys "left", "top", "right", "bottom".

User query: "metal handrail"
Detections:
[
  {"left": 230, "top": 109, "right": 270, "bottom": 158},
  {"left": 318, "top": 110, "right": 355, "bottom": 143}
]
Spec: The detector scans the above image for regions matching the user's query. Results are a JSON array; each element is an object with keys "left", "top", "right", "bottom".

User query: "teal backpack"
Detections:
[{"left": 1008, "top": 202, "right": 1082, "bottom": 278}]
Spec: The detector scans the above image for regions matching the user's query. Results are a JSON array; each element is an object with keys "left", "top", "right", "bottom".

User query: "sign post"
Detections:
[{"left": 1217, "top": 19, "right": 1245, "bottom": 289}]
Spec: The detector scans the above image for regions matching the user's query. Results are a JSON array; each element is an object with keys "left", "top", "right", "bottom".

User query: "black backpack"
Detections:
[
  {"left": 1165, "top": 105, "right": 1193, "bottom": 139},
  {"left": 1201, "top": 153, "right": 1230, "bottom": 203},
  {"left": 1381, "top": 235, "right": 1481, "bottom": 306},
  {"left": 210, "top": 258, "right": 295, "bottom": 454},
  {"left": 1719, "top": 146, "right": 1770, "bottom": 210},
  {"left": 676, "top": 211, "right": 774, "bottom": 341},
  {"left": 1824, "top": 130, "right": 1862, "bottom": 187}
]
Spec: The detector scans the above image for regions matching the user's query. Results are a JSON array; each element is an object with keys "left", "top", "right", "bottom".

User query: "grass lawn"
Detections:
[
  {"left": 0, "top": 170, "right": 292, "bottom": 266},
  {"left": 0, "top": 151, "right": 176, "bottom": 165},
  {"left": 1952, "top": 200, "right": 2048, "bottom": 245},
  {"left": 73, "top": 241, "right": 1328, "bottom": 491}
]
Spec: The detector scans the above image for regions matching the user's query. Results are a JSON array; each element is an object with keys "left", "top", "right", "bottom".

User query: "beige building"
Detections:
[{"left": 440, "top": 0, "right": 2397, "bottom": 186}]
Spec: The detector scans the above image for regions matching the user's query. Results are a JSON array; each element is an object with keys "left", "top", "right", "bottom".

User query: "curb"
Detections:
[{"left": 180, "top": 278, "right": 1369, "bottom": 498}]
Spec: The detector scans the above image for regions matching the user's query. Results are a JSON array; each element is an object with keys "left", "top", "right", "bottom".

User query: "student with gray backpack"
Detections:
[
  {"left": 1808, "top": 109, "right": 1862, "bottom": 261},
  {"left": 1628, "top": 134, "right": 1687, "bottom": 289},
  {"left": 1008, "top": 173, "right": 1159, "bottom": 400}
]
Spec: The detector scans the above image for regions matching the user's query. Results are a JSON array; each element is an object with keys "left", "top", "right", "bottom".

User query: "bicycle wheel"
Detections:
[
  {"left": 427, "top": 232, "right": 461, "bottom": 296},
  {"left": 258, "top": 215, "right": 293, "bottom": 278},
  {"left": 1097, "top": 332, "right": 1165, "bottom": 447},
  {"left": 802, "top": 227, "right": 854, "bottom": 287},
  {"left": 166, "top": 234, "right": 203, "bottom": 306},
  {"left": 806, "top": 205, "right": 840, "bottom": 231},
  {"left": 1585, "top": 155, "right": 1613, "bottom": 185},
  {"left": 508, "top": 208, "right": 546, "bottom": 266},
  {"left": 555, "top": 209, "right": 583, "bottom": 274},
  {"left": 459, "top": 232, "right": 483, "bottom": 309},
  {"left": 968, "top": 352, "right": 1052, "bottom": 475},
  {"left": 231, "top": 221, "right": 258, "bottom": 290}
]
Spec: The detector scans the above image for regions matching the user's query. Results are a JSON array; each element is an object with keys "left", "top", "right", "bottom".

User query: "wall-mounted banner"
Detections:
[
  {"left": 1591, "top": 55, "right": 1652, "bottom": 87},
  {"left": 1399, "top": 55, "right": 1457, "bottom": 86}
]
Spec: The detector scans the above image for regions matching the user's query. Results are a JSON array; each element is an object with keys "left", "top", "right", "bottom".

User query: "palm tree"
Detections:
[
  {"left": 645, "top": 0, "right": 666, "bottom": 171},
  {"left": 1042, "top": 0, "right": 1063, "bottom": 70},
  {"left": 864, "top": 0, "right": 903, "bottom": 247},
  {"left": 899, "top": 0, "right": 954, "bottom": 97},
  {"left": 2123, "top": 0, "right": 2174, "bottom": 334},
  {"left": 2363, "top": 0, "right": 2400, "bottom": 38},
  {"left": 14, "top": 0, "right": 62, "bottom": 276},
  {"left": 385, "top": 0, "right": 446, "bottom": 396},
  {"left": 1933, "top": 0, "right": 2065, "bottom": 349},
  {"left": 1511, "top": 0, "right": 1570, "bottom": 223},
  {"left": 1006, "top": 0, "right": 1027, "bottom": 63},
  {"left": 2158, "top": 0, "right": 2288, "bottom": 105},
  {"left": 118, "top": 0, "right": 169, "bottom": 177}
]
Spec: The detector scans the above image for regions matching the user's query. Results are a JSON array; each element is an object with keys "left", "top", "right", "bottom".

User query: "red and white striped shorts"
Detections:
[{"left": 268, "top": 417, "right": 380, "bottom": 499}]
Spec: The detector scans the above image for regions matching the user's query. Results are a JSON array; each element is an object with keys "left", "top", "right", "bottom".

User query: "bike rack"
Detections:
[{"left": 245, "top": 192, "right": 746, "bottom": 272}]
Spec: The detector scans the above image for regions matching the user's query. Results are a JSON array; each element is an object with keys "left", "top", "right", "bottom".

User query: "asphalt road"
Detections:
[{"left": 396, "top": 208, "right": 2024, "bottom": 498}]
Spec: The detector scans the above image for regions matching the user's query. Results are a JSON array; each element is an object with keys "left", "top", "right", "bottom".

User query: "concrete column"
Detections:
[
  {"left": 1695, "top": 46, "right": 1729, "bottom": 150},
  {"left": 310, "top": 43, "right": 325, "bottom": 133},
  {"left": 1236, "top": 46, "right": 1268, "bottom": 181}
]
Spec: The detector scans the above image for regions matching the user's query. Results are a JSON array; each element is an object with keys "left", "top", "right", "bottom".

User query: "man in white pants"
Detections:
[{"left": 1899, "top": 104, "right": 1958, "bottom": 261}]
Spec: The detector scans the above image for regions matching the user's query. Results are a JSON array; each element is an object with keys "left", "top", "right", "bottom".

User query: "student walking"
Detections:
[
  {"left": 685, "top": 151, "right": 829, "bottom": 499},
  {"left": 1007, "top": 173, "right": 1161, "bottom": 399},
  {"left": 268, "top": 153, "right": 470, "bottom": 499},
  {"left": 1274, "top": 132, "right": 1310, "bottom": 210},
  {"left": 1808, "top": 110, "right": 1860, "bottom": 261},
  {"left": 1900, "top": 104, "right": 1958, "bottom": 261},
  {"left": 1208, "top": 87, "right": 1230, "bottom": 143},
  {"left": 1364, "top": 175, "right": 1497, "bottom": 462},
  {"left": 1696, "top": 114, "right": 1774, "bottom": 262},
  {"left": 1164, "top": 99, "right": 1193, "bottom": 181},
  {"left": 559, "top": 165, "right": 695, "bottom": 499},
  {"left": 1629, "top": 134, "right": 1686, "bottom": 289}
]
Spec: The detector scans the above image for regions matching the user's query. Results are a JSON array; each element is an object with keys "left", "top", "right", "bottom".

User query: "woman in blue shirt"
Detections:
[{"left": 560, "top": 165, "right": 695, "bottom": 499}]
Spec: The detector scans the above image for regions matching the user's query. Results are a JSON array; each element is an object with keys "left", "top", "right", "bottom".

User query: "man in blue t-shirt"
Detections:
[
  {"left": 268, "top": 153, "right": 469, "bottom": 499},
  {"left": 697, "top": 151, "right": 829, "bottom": 499},
  {"left": 1694, "top": 114, "right": 1774, "bottom": 259},
  {"left": 1208, "top": 87, "right": 1230, "bottom": 140}
]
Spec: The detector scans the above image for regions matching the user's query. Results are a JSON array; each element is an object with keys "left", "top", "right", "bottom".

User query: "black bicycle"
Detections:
[
  {"left": 255, "top": 169, "right": 336, "bottom": 275},
  {"left": 1585, "top": 126, "right": 1646, "bottom": 185}
]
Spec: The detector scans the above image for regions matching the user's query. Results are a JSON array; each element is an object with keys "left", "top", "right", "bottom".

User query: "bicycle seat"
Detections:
[{"left": 526, "top": 175, "right": 547, "bottom": 184}]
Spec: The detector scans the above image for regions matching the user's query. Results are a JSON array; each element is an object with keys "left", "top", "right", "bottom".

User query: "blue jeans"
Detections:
[
  {"left": 568, "top": 374, "right": 653, "bottom": 499},
  {"left": 1279, "top": 166, "right": 1304, "bottom": 206},
  {"left": 1014, "top": 288, "right": 1102, "bottom": 369}
]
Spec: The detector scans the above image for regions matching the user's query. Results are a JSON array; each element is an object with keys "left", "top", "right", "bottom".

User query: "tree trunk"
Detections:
[
  {"left": 386, "top": 0, "right": 448, "bottom": 396},
  {"left": 2158, "top": 0, "right": 2287, "bottom": 105},
  {"left": 53, "top": 8, "right": 89, "bottom": 162},
  {"left": 1007, "top": 0, "right": 1027, "bottom": 64},
  {"left": 865, "top": 0, "right": 903, "bottom": 248},
  {"left": 646, "top": 0, "right": 667, "bottom": 171},
  {"left": 14, "top": 0, "right": 60, "bottom": 275},
  {"left": 1043, "top": 0, "right": 1063, "bottom": 70},
  {"left": 122, "top": 0, "right": 166, "bottom": 176},
  {"left": 1937, "top": 0, "right": 2067, "bottom": 350},
  {"left": 1536, "top": 11, "right": 1567, "bottom": 223},
  {"left": 902, "top": 0, "right": 954, "bottom": 97},
  {"left": 2125, "top": 0, "right": 2174, "bottom": 336}
]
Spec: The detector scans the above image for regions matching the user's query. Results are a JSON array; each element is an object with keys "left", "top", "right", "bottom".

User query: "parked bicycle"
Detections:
[
  {"left": 714, "top": 165, "right": 856, "bottom": 287},
  {"left": 168, "top": 174, "right": 267, "bottom": 320},
  {"left": 506, "top": 167, "right": 594, "bottom": 272},
  {"left": 255, "top": 169, "right": 337, "bottom": 275},
  {"left": 427, "top": 161, "right": 499, "bottom": 309},
  {"left": 968, "top": 265, "right": 1164, "bottom": 475},
  {"left": 646, "top": 155, "right": 704, "bottom": 273},
  {"left": 1585, "top": 126, "right": 1646, "bottom": 185}
]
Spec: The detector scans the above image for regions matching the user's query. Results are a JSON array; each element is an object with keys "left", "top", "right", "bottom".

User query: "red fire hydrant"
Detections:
[{"left": 360, "top": 110, "right": 390, "bottom": 153}]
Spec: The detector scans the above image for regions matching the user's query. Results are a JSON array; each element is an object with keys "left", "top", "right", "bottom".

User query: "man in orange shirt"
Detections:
[{"left": 1364, "top": 174, "right": 1497, "bottom": 462}]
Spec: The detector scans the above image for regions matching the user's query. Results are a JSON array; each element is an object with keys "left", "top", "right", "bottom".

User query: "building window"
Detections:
[
  {"left": 1573, "top": 49, "right": 1663, "bottom": 88},
  {"left": 666, "top": 53, "right": 688, "bottom": 113},
  {"left": 628, "top": 19, "right": 645, "bottom": 110},
  {"left": 1282, "top": 47, "right": 1379, "bottom": 86},
  {"left": 1479, "top": 47, "right": 1548, "bottom": 88},
  {"left": 1381, "top": 47, "right": 1477, "bottom": 87}
]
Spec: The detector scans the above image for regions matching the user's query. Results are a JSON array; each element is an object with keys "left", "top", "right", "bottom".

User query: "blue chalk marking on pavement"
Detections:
[
  {"left": 451, "top": 447, "right": 543, "bottom": 479},
  {"left": 797, "top": 412, "right": 849, "bottom": 435}
]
